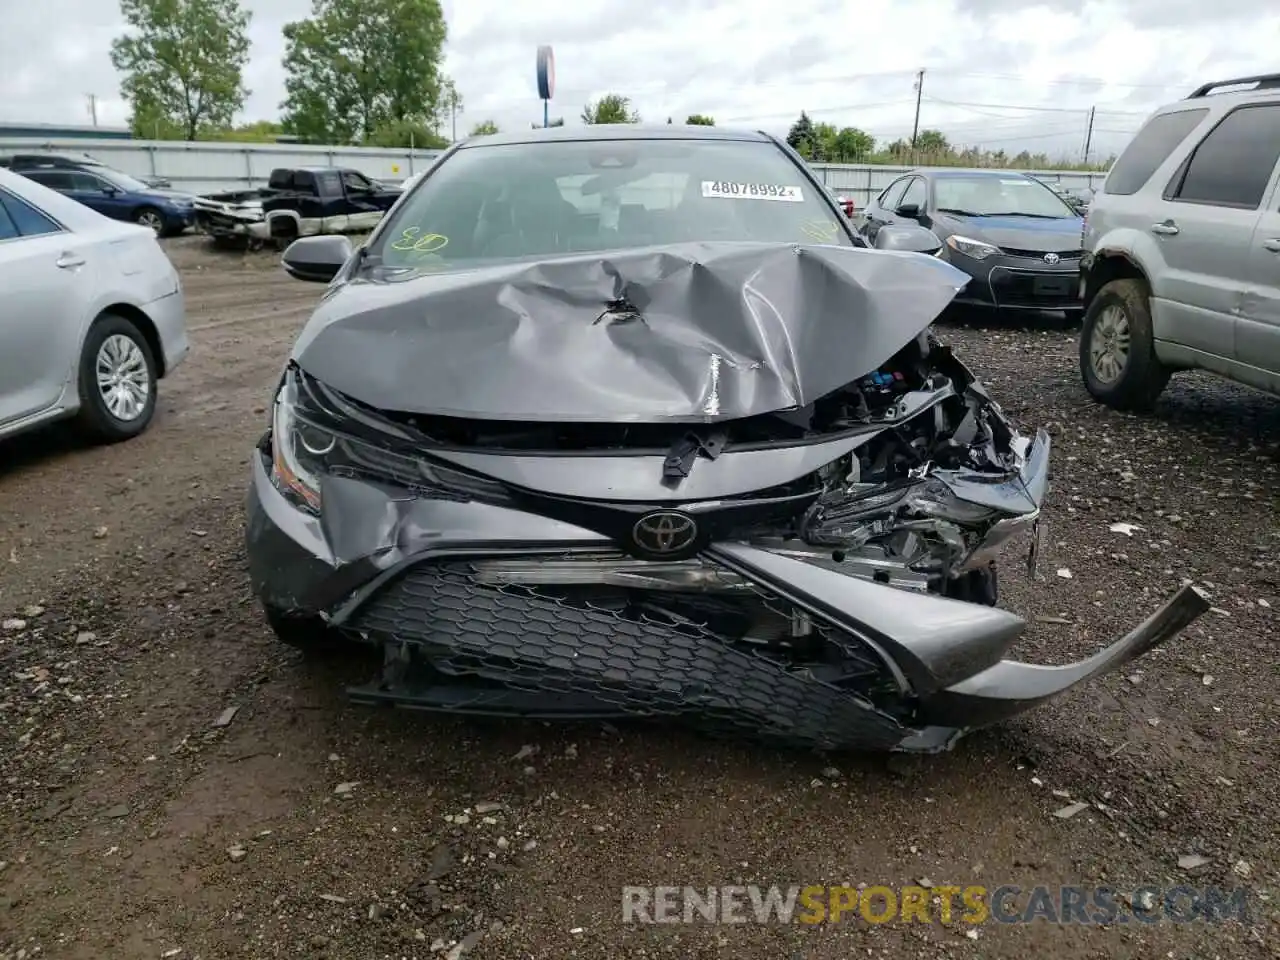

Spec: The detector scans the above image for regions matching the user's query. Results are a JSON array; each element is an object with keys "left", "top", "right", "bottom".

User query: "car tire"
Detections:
[
  {"left": 73, "top": 313, "right": 159, "bottom": 444},
  {"left": 263, "top": 604, "right": 353, "bottom": 657},
  {"left": 1080, "top": 278, "right": 1170, "bottom": 411},
  {"left": 134, "top": 206, "right": 166, "bottom": 235}
]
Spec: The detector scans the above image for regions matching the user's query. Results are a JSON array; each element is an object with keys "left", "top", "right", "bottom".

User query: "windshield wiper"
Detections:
[
  {"left": 935, "top": 207, "right": 981, "bottom": 216},
  {"left": 981, "top": 212, "right": 1070, "bottom": 219}
]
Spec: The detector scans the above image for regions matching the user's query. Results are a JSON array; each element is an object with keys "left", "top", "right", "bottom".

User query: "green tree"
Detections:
[
  {"left": 832, "top": 127, "right": 874, "bottom": 162},
  {"left": 685, "top": 114, "right": 715, "bottom": 126},
  {"left": 811, "top": 121, "right": 841, "bottom": 161},
  {"left": 129, "top": 103, "right": 186, "bottom": 140},
  {"left": 365, "top": 118, "right": 448, "bottom": 149},
  {"left": 280, "top": 0, "right": 447, "bottom": 144},
  {"left": 581, "top": 94, "right": 639, "bottom": 124},
  {"left": 436, "top": 77, "right": 463, "bottom": 140},
  {"left": 785, "top": 111, "right": 816, "bottom": 159},
  {"left": 110, "top": 0, "right": 251, "bottom": 141},
  {"left": 470, "top": 119, "right": 499, "bottom": 136},
  {"left": 914, "top": 128, "right": 950, "bottom": 157},
  {"left": 204, "top": 120, "right": 286, "bottom": 142}
]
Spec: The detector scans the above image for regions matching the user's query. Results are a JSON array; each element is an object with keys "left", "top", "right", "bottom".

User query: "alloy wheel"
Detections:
[
  {"left": 95, "top": 334, "right": 151, "bottom": 421},
  {"left": 1089, "top": 304, "right": 1131, "bottom": 384}
]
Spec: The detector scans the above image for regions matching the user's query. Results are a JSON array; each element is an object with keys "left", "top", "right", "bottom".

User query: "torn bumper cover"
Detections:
[
  {"left": 245, "top": 241, "right": 1209, "bottom": 752},
  {"left": 192, "top": 198, "right": 269, "bottom": 239}
]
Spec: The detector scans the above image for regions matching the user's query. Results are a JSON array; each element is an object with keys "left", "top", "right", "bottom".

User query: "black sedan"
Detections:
[
  {"left": 244, "top": 125, "right": 1205, "bottom": 754},
  {"left": 859, "top": 169, "right": 1086, "bottom": 316}
]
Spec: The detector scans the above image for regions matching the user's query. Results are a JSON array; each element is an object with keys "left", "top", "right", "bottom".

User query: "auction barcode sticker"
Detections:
[{"left": 701, "top": 181, "right": 803, "bottom": 202}]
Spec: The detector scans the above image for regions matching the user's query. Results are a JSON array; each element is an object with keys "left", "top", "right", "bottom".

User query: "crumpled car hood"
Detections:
[{"left": 291, "top": 240, "right": 970, "bottom": 422}]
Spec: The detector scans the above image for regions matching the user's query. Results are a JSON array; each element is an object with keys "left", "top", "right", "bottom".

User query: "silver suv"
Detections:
[{"left": 1079, "top": 73, "right": 1280, "bottom": 410}]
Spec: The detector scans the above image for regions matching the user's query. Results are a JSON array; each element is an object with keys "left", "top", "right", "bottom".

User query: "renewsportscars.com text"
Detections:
[{"left": 621, "top": 884, "right": 1251, "bottom": 925}]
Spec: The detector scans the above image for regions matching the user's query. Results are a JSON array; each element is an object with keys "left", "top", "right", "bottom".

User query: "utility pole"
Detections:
[
  {"left": 1082, "top": 106, "right": 1096, "bottom": 165},
  {"left": 910, "top": 69, "right": 925, "bottom": 158},
  {"left": 86, "top": 93, "right": 98, "bottom": 126}
]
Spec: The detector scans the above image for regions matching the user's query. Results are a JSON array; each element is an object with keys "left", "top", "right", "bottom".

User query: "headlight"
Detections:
[
  {"left": 945, "top": 235, "right": 1002, "bottom": 261},
  {"left": 269, "top": 379, "right": 331, "bottom": 513},
  {"left": 268, "top": 367, "right": 512, "bottom": 514},
  {"left": 905, "top": 478, "right": 1001, "bottom": 525}
]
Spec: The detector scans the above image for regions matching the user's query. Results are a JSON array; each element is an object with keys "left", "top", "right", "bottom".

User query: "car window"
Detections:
[
  {"left": 370, "top": 137, "right": 850, "bottom": 272},
  {"left": 69, "top": 172, "right": 106, "bottom": 191},
  {"left": 1166, "top": 104, "right": 1280, "bottom": 209},
  {"left": 342, "top": 171, "right": 372, "bottom": 192},
  {"left": 317, "top": 171, "right": 343, "bottom": 195},
  {"left": 1103, "top": 108, "right": 1208, "bottom": 196},
  {"left": 0, "top": 197, "right": 19, "bottom": 240},
  {"left": 0, "top": 189, "right": 62, "bottom": 238},
  {"left": 878, "top": 177, "right": 909, "bottom": 211},
  {"left": 26, "top": 170, "right": 73, "bottom": 191},
  {"left": 933, "top": 175, "right": 1077, "bottom": 217},
  {"left": 96, "top": 169, "right": 153, "bottom": 192},
  {"left": 899, "top": 177, "right": 927, "bottom": 210}
]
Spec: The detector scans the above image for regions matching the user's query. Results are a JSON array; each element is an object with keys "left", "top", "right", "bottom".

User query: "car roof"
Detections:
[
  {"left": 457, "top": 124, "right": 775, "bottom": 149},
  {"left": 11, "top": 152, "right": 106, "bottom": 164},
  {"left": 1181, "top": 72, "right": 1280, "bottom": 104}
]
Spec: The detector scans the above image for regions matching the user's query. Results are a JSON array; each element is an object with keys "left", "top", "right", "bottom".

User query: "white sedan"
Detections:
[{"left": 0, "top": 167, "right": 189, "bottom": 444}]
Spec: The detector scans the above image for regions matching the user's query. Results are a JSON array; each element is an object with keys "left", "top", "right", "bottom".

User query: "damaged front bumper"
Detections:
[{"left": 246, "top": 414, "right": 1208, "bottom": 753}]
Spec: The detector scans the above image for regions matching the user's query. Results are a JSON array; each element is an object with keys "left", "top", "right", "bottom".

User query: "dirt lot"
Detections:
[{"left": 1, "top": 236, "right": 1277, "bottom": 959}]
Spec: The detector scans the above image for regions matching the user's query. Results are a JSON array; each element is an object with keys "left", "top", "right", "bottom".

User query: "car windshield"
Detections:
[
  {"left": 934, "top": 175, "right": 1078, "bottom": 218},
  {"left": 98, "top": 168, "right": 155, "bottom": 192},
  {"left": 368, "top": 136, "right": 850, "bottom": 273}
]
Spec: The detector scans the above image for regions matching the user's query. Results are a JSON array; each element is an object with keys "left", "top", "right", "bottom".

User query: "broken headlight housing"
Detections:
[{"left": 268, "top": 367, "right": 511, "bottom": 515}]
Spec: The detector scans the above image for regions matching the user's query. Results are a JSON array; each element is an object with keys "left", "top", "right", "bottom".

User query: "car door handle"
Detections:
[
  {"left": 1150, "top": 221, "right": 1179, "bottom": 236},
  {"left": 56, "top": 252, "right": 86, "bottom": 269},
  {"left": 1263, "top": 238, "right": 1280, "bottom": 253}
]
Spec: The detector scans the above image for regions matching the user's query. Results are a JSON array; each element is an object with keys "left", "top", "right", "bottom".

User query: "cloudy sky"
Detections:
[{"left": 1, "top": 0, "right": 1276, "bottom": 162}]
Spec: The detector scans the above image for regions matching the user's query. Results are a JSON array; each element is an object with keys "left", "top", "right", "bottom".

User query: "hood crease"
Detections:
[{"left": 291, "top": 241, "right": 969, "bottom": 423}]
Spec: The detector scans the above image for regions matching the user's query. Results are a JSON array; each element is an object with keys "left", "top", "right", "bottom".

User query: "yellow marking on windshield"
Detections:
[
  {"left": 390, "top": 227, "right": 450, "bottom": 255},
  {"left": 801, "top": 219, "right": 840, "bottom": 242}
]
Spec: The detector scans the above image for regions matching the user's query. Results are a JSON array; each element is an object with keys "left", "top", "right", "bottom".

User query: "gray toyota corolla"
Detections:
[
  {"left": 244, "top": 125, "right": 1207, "bottom": 753},
  {"left": 859, "top": 169, "right": 1086, "bottom": 318}
]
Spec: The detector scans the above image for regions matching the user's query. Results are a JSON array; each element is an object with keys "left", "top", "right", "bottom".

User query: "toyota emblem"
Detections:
[
  {"left": 632, "top": 511, "right": 698, "bottom": 555},
  {"left": 1043, "top": 252, "right": 1061, "bottom": 264}
]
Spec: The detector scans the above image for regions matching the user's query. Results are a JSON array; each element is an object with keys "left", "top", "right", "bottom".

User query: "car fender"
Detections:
[
  {"left": 62, "top": 239, "right": 177, "bottom": 401},
  {"left": 265, "top": 208, "right": 305, "bottom": 233},
  {"left": 1080, "top": 225, "right": 1184, "bottom": 336}
]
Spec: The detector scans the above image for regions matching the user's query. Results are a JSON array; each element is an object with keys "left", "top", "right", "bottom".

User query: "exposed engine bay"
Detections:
[{"left": 296, "top": 328, "right": 1033, "bottom": 620}]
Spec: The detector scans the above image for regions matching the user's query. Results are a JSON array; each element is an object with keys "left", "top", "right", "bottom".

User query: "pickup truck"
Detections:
[{"left": 193, "top": 166, "right": 401, "bottom": 244}]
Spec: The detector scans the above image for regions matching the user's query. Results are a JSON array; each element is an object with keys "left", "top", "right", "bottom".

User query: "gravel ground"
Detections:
[{"left": 1, "top": 236, "right": 1277, "bottom": 959}]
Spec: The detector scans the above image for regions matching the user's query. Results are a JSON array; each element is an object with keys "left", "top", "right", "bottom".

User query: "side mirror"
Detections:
[
  {"left": 102, "top": 186, "right": 119, "bottom": 196},
  {"left": 874, "top": 223, "right": 943, "bottom": 256},
  {"left": 282, "top": 235, "right": 353, "bottom": 283},
  {"left": 894, "top": 202, "right": 921, "bottom": 219}
]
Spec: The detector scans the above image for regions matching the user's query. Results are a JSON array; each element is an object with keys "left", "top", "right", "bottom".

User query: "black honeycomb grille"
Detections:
[{"left": 346, "top": 560, "right": 909, "bottom": 751}]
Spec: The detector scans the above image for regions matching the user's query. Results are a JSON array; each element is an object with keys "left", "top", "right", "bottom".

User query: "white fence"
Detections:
[
  {"left": 0, "top": 137, "right": 446, "bottom": 194},
  {"left": 0, "top": 135, "right": 1107, "bottom": 200}
]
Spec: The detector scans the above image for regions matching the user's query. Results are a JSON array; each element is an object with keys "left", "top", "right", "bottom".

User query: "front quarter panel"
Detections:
[{"left": 1084, "top": 204, "right": 1172, "bottom": 326}]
